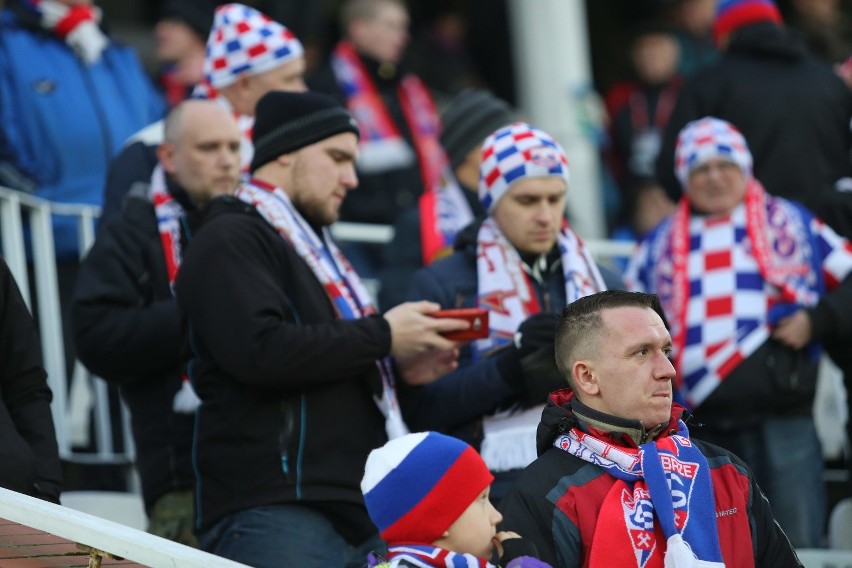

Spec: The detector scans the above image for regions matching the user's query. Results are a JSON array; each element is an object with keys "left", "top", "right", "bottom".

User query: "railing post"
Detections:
[{"left": 0, "top": 190, "right": 31, "bottom": 308}]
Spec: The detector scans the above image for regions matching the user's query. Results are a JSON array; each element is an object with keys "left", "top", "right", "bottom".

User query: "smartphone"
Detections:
[{"left": 430, "top": 308, "right": 489, "bottom": 341}]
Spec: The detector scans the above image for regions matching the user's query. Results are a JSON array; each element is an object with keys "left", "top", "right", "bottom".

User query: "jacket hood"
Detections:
[{"left": 728, "top": 21, "right": 808, "bottom": 63}]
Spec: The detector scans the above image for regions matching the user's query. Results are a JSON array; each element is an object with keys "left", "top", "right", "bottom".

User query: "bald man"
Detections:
[{"left": 72, "top": 100, "right": 242, "bottom": 546}]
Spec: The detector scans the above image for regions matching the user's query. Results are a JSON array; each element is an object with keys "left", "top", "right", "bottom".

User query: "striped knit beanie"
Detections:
[
  {"left": 361, "top": 432, "right": 494, "bottom": 546},
  {"left": 479, "top": 122, "right": 570, "bottom": 213},
  {"left": 713, "top": 0, "right": 782, "bottom": 46},
  {"left": 674, "top": 117, "right": 753, "bottom": 187},
  {"left": 204, "top": 3, "right": 304, "bottom": 89}
]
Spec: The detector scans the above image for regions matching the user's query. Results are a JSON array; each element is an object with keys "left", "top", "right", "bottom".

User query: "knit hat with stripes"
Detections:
[
  {"left": 713, "top": 0, "right": 782, "bottom": 46},
  {"left": 478, "top": 122, "right": 570, "bottom": 213},
  {"left": 674, "top": 117, "right": 753, "bottom": 186},
  {"left": 204, "top": 3, "right": 304, "bottom": 89},
  {"left": 361, "top": 432, "right": 494, "bottom": 545}
]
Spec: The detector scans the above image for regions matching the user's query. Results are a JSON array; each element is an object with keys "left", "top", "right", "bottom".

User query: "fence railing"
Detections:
[{"left": 0, "top": 184, "right": 634, "bottom": 473}]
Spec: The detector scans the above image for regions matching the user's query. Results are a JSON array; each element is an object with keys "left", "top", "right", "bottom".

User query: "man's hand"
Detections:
[
  {"left": 383, "top": 301, "right": 469, "bottom": 358},
  {"left": 771, "top": 309, "right": 812, "bottom": 350},
  {"left": 396, "top": 347, "right": 460, "bottom": 385}
]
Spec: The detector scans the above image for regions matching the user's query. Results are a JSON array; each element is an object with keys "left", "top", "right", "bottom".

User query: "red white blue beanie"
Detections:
[
  {"left": 479, "top": 122, "right": 571, "bottom": 213},
  {"left": 204, "top": 3, "right": 304, "bottom": 89},
  {"left": 674, "top": 117, "right": 753, "bottom": 187},
  {"left": 713, "top": 0, "right": 782, "bottom": 46},
  {"left": 361, "top": 431, "right": 494, "bottom": 546}
]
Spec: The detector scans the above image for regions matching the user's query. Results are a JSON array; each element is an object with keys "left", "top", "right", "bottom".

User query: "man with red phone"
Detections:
[{"left": 402, "top": 122, "right": 624, "bottom": 503}]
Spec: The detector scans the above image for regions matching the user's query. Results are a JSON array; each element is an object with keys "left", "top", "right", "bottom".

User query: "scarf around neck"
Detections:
[
  {"left": 331, "top": 41, "right": 456, "bottom": 262},
  {"left": 236, "top": 178, "right": 407, "bottom": 439},
  {"left": 476, "top": 217, "right": 605, "bottom": 473},
  {"left": 555, "top": 421, "right": 725, "bottom": 568},
  {"left": 373, "top": 545, "right": 491, "bottom": 568},
  {"left": 631, "top": 180, "right": 823, "bottom": 407},
  {"left": 26, "top": 0, "right": 108, "bottom": 64},
  {"left": 148, "top": 165, "right": 201, "bottom": 414}
]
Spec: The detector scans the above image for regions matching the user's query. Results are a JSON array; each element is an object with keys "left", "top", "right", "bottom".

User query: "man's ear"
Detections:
[
  {"left": 156, "top": 142, "right": 176, "bottom": 176},
  {"left": 572, "top": 360, "right": 599, "bottom": 396}
]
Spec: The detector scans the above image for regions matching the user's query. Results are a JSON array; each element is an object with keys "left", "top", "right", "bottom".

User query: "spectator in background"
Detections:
[
  {"left": 785, "top": 0, "right": 852, "bottom": 65},
  {"left": 401, "top": 123, "right": 621, "bottom": 504},
  {"left": 155, "top": 0, "right": 217, "bottom": 108},
  {"left": 0, "top": 0, "right": 165, "bottom": 261},
  {"left": 378, "top": 89, "right": 515, "bottom": 310},
  {"left": 72, "top": 100, "right": 242, "bottom": 546},
  {"left": 308, "top": 0, "right": 447, "bottom": 277},
  {"left": 663, "top": 0, "right": 719, "bottom": 76},
  {"left": 604, "top": 22, "right": 680, "bottom": 238},
  {"left": 0, "top": 256, "right": 62, "bottom": 505},
  {"left": 656, "top": 0, "right": 852, "bottom": 214},
  {"left": 100, "top": 3, "right": 307, "bottom": 226},
  {"left": 628, "top": 117, "right": 852, "bottom": 547}
]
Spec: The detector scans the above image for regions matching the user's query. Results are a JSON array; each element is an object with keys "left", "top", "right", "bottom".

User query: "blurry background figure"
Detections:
[
  {"left": 783, "top": 0, "right": 852, "bottom": 64},
  {"left": 154, "top": 0, "right": 216, "bottom": 108},
  {"left": 663, "top": 0, "right": 719, "bottom": 76},
  {"left": 605, "top": 21, "right": 680, "bottom": 236},
  {"left": 308, "top": 0, "right": 447, "bottom": 278},
  {"left": 406, "top": 1, "right": 483, "bottom": 106}
]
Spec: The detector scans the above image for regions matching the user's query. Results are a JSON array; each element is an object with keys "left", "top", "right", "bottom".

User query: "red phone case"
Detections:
[{"left": 430, "top": 308, "right": 490, "bottom": 341}]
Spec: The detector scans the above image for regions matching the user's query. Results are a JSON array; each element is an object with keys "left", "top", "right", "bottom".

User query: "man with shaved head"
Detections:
[{"left": 72, "top": 99, "right": 241, "bottom": 546}]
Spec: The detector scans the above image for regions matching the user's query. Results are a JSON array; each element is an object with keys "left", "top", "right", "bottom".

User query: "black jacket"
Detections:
[
  {"left": 656, "top": 23, "right": 852, "bottom": 213},
  {"left": 0, "top": 257, "right": 62, "bottom": 503},
  {"left": 174, "top": 196, "right": 391, "bottom": 540},
  {"left": 72, "top": 181, "right": 195, "bottom": 511}
]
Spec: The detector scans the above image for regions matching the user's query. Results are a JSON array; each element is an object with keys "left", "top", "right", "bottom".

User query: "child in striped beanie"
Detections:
[{"left": 361, "top": 431, "right": 551, "bottom": 568}]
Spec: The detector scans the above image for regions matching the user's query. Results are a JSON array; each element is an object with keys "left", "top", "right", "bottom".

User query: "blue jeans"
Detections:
[
  {"left": 199, "top": 504, "right": 385, "bottom": 568},
  {"left": 697, "top": 416, "right": 826, "bottom": 548}
]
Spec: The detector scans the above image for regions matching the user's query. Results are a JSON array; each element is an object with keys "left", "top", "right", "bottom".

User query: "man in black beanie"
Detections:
[
  {"left": 377, "top": 89, "right": 517, "bottom": 310},
  {"left": 175, "top": 90, "right": 469, "bottom": 568}
]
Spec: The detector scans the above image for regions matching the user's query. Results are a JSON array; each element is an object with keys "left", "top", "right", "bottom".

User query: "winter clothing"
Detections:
[
  {"left": 72, "top": 176, "right": 197, "bottom": 512},
  {"left": 159, "top": 0, "right": 217, "bottom": 42},
  {"left": 713, "top": 0, "right": 783, "bottom": 45},
  {"left": 175, "top": 195, "right": 392, "bottom": 541},
  {"left": 440, "top": 90, "right": 516, "bottom": 171},
  {"left": 655, "top": 23, "right": 852, "bottom": 214},
  {"left": 370, "top": 543, "right": 552, "bottom": 568},
  {"left": 250, "top": 91, "right": 360, "bottom": 172},
  {"left": 203, "top": 3, "right": 303, "bottom": 90},
  {"left": 0, "top": 0, "right": 165, "bottom": 259},
  {"left": 0, "top": 257, "right": 62, "bottom": 504},
  {"left": 362, "top": 431, "right": 494, "bottom": 546},
  {"left": 674, "top": 117, "right": 752, "bottom": 185},
  {"left": 498, "top": 389, "right": 803, "bottom": 568}
]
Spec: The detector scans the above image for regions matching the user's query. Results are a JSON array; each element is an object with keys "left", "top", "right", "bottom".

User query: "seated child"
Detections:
[{"left": 361, "top": 431, "right": 552, "bottom": 567}]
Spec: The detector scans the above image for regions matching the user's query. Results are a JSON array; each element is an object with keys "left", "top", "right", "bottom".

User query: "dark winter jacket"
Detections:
[
  {"left": 0, "top": 257, "right": 62, "bottom": 503},
  {"left": 656, "top": 23, "right": 852, "bottom": 214},
  {"left": 498, "top": 389, "right": 803, "bottom": 568},
  {"left": 72, "top": 180, "right": 195, "bottom": 511},
  {"left": 400, "top": 220, "right": 624, "bottom": 449},
  {"left": 174, "top": 196, "right": 391, "bottom": 541}
]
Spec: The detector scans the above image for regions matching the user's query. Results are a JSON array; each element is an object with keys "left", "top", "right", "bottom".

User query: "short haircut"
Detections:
[
  {"left": 340, "top": 0, "right": 405, "bottom": 33},
  {"left": 554, "top": 291, "right": 668, "bottom": 389},
  {"left": 162, "top": 102, "right": 188, "bottom": 144}
]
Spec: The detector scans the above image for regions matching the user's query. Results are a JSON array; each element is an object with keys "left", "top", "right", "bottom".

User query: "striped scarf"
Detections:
[
  {"left": 148, "top": 165, "right": 200, "bottom": 414},
  {"left": 372, "top": 545, "right": 491, "bottom": 568},
  {"left": 476, "top": 217, "right": 605, "bottom": 472},
  {"left": 331, "top": 41, "right": 456, "bottom": 261},
  {"left": 628, "top": 181, "right": 830, "bottom": 407},
  {"left": 554, "top": 422, "right": 725, "bottom": 568},
  {"left": 24, "top": 0, "right": 108, "bottom": 64},
  {"left": 236, "top": 178, "right": 407, "bottom": 439}
]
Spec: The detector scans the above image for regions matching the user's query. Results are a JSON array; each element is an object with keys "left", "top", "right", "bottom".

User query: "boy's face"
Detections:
[{"left": 435, "top": 486, "right": 502, "bottom": 558}]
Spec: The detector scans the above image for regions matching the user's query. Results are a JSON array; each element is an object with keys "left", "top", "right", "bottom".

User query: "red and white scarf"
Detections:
[
  {"left": 148, "top": 165, "right": 201, "bottom": 414},
  {"left": 236, "top": 178, "right": 407, "bottom": 439},
  {"left": 418, "top": 169, "right": 475, "bottom": 263},
  {"left": 331, "top": 41, "right": 455, "bottom": 261},
  {"left": 476, "top": 218, "right": 605, "bottom": 472},
  {"left": 629, "top": 181, "right": 831, "bottom": 407},
  {"left": 27, "top": 0, "right": 108, "bottom": 64}
]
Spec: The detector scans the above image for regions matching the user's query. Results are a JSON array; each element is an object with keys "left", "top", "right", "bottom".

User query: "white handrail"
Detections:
[{"left": 0, "top": 487, "right": 249, "bottom": 567}]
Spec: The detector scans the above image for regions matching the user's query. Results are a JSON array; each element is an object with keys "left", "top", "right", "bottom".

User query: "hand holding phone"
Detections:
[{"left": 429, "top": 308, "right": 489, "bottom": 341}]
